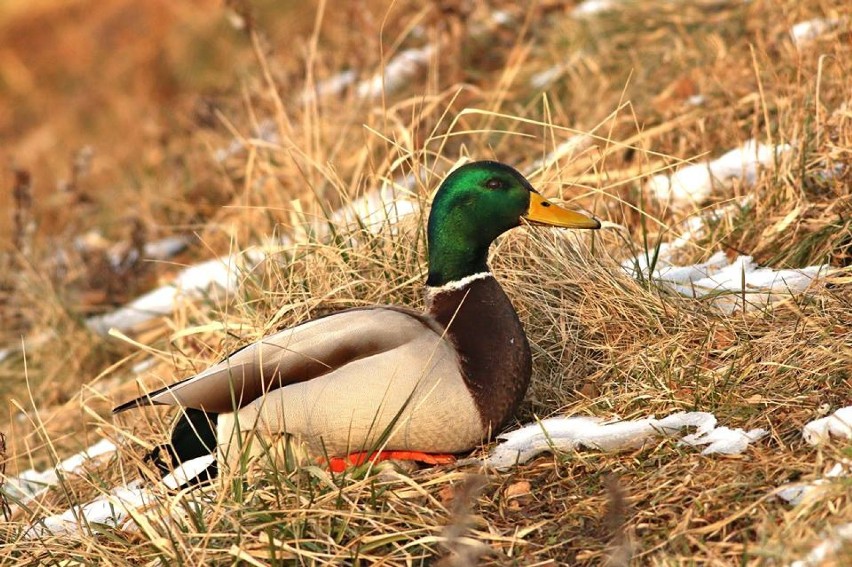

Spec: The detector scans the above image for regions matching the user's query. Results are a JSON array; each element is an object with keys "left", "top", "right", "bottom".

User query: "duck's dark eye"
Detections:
[{"left": 485, "top": 178, "right": 504, "bottom": 190}]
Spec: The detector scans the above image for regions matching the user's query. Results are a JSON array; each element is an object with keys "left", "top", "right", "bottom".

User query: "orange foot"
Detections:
[{"left": 325, "top": 451, "right": 456, "bottom": 473}]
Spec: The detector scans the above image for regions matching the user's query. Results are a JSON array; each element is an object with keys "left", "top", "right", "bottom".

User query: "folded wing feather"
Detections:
[{"left": 113, "top": 307, "right": 448, "bottom": 414}]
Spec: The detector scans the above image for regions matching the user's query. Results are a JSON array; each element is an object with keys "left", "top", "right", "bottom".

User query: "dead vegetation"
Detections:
[{"left": 1, "top": 0, "right": 851, "bottom": 564}]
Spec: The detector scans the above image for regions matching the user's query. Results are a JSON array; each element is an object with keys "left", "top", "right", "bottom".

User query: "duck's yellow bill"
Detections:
[{"left": 523, "top": 192, "right": 601, "bottom": 229}]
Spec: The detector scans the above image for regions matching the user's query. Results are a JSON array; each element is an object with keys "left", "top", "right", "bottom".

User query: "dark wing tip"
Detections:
[
  {"left": 112, "top": 395, "right": 158, "bottom": 414},
  {"left": 112, "top": 398, "right": 140, "bottom": 414}
]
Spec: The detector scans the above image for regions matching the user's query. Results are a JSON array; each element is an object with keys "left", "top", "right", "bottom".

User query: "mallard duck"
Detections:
[{"left": 114, "top": 161, "right": 600, "bottom": 477}]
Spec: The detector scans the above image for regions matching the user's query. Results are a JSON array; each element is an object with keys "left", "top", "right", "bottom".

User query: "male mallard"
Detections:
[{"left": 114, "top": 161, "right": 600, "bottom": 476}]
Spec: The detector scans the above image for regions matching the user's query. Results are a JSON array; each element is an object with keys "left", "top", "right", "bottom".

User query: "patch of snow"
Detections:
[
  {"left": 85, "top": 254, "right": 259, "bottom": 335},
  {"left": 0, "top": 329, "right": 60, "bottom": 362},
  {"left": 530, "top": 135, "right": 594, "bottom": 172},
  {"left": 790, "top": 521, "right": 852, "bottom": 567},
  {"left": 4, "top": 469, "right": 53, "bottom": 503},
  {"left": 74, "top": 233, "right": 189, "bottom": 269},
  {"left": 300, "top": 69, "right": 358, "bottom": 104},
  {"left": 572, "top": 0, "right": 617, "bottom": 18},
  {"left": 490, "top": 10, "right": 514, "bottom": 27},
  {"left": 107, "top": 236, "right": 190, "bottom": 270},
  {"left": 356, "top": 45, "right": 436, "bottom": 100},
  {"left": 623, "top": 250, "right": 826, "bottom": 314},
  {"left": 624, "top": 248, "right": 729, "bottom": 284},
  {"left": 11, "top": 173, "right": 421, "bottom": 347},
  {"left": 132, "top": 357, "right": 158, "bottom": 374},
  {"left": 646, "top": 139, "right": 792, "bottom": 206},
  {"left": 812, "top": 163, "right": 845, "bottom": 183},
  {"left": 485, "top": 411, "right": 765, "bottom": 470},
  {"left": 329, "top": 184, "right": 420, "bottom": 235},
  {"left": 680, "top": 425, "right": 768, "bottom": 455},
  {"left": 777, "top": 462, "right": 848, "bottom": 506},
  {"left": 27, "top": 481, "right": 151, "bottom": 537},
  {"left": 214, "top": 119, "right": 279, "bottom": 163},
  {"left": 26, "top": 478, "right": 208, "bottom": 537},
  {"left": 5, "top": 439, "right": 117, "bottom": 502},
  {"left": 140, "top": 236, "right": 191, "bottom": 262},
  {"left": 802, "top": 406, "right": 852, "bottom": 445},
  {"left": 776, "top": 410, "right": 852, "bottom": 507},
  {"left": 302, "top": 44, "right": 437, "bottom": 104},
  {"left": 790, "top": 18, "right": 845, "bottom": 49},
  {"left": 530, "top": 65, "right": 566, "bottom": 90},
  {"left": 9, "top": 444, "right": 213, "bottom": 537},
  {"left": 303, "top": 11, "right": 510, "bottom": 104},
  {"left": 85, "top": 285, "right": 180, "bottom": 335},
  {"left": 670, "top": 198, "right": 753, "bottom": 250}
]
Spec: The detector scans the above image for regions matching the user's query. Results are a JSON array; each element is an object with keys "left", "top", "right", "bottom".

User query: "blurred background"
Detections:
[{"left": 1, "top": 1, "right": 851, "bottom": 563}]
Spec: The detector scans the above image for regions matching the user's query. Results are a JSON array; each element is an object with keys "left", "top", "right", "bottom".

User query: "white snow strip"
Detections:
[
  {"left": 132, "top": 357, "right": 158, "bottom": 374},
  {"left": 680, "top": 426, "right": 768, "bottom": 455},
  {"left": 8, "top": 176, "right": 416, "bottom": 347},
  {"left": 5, "top": 439, "right": 118, "bottom": 502},
  {"left": 85, "top": 254, "right": 258, "bottom": 335},
  {"left": 624, "top": 249, "right": 730, "bottom": 284},
  {"left": 530, "top": 65, "right": 565, "bottom": 90},
  {"left": 301, "top": 45, "right": 435, "bottom": 104},
  {"left": 790, "top": 521, "right": 852, "bottom": 567},
  {"left": 214, "top": 119, "right": 279, "bottom": 163},
  {"left": 11, "top": 449, "right": 214, "bottom": 537},
  {"left": 300, "top": 69, "right": 358, "bottom": 104},
  {"left": 85, "top": 286, "right": 182, "bottom": 335},
  {"left": 776, "top": 409, "right": 851, "bottom": 506},
  {"left": 141, "top": 236, "right": 190, "bottom": 261},
  {"left": 618, "top": 198, "right": 754, "bottom": 295},
  {"left": 0, "top": 331, "right": 52, "bottom": 363},
  {"left": 688, "top": 256, "right": 821, "bottom": 292},
  {"left": 486, "top": 412, "right": 766, "bottom": 470},
  {"left": 623, "top": 251, "right": 826, "bottom": 314},
  {"left": 802, "top": 406, "right": 852, "bottom": 445},
  {"left": 356, "top": 45, "right": 436, "bottom": 100},
  {"left": 671, "top": 198, "right": 753, "bottom": 251},
  {"left": 303, "top": 11, "right": 513, "bottom": 104},
  {"left": 530, "top": 135, "right": 594, "bottom": 172},
  {"left": 26, "top": 479, "right": 208, "bottom": 537},
  {"left": 328, "top": 183, "right": 420, "bottom": 235},
  {"left": 106, "top": 236, "right": 190, "bottom": 270},
  {"left": 73, "top": 233, "right": 189, "bottom": 269},
  {"left": 790, "top": 18, "right": 845, "bottom": 49},
  {"left": 489, "top": 10, "right": 514, "bottom": 27},
  {"left": 646, "top": 139, "right": 792, "bottom": 206},
  {"left": 776, "top": 462, "right": 848, "bottom": 506},
  {"left": 27, "top": 481, "right": 152, "bottom": 537},
  {"left": 572, "top": 0, "right": 617, "bottom": 18}
]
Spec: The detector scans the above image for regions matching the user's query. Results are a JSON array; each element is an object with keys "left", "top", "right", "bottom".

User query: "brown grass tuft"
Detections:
[{"left": 1, "top": 0, "right": 851, "bottom": 564}]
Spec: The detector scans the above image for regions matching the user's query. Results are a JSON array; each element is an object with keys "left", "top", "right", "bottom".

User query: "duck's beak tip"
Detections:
[{"left": 524, "top": 192, "right": 601, "bottom": 230}]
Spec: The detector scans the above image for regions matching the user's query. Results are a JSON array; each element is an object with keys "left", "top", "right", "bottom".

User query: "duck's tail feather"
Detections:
[{"left": 145, "top": 408, "right": 219, "bottom": 485}]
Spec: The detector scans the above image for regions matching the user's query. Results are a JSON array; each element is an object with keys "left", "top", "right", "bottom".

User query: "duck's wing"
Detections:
[{"left": 113, "top": 307, "right": 448, "bottom": 414}]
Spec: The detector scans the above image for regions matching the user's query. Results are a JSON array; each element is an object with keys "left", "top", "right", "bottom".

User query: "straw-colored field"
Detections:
[{"left": 1, "top": 0, "right": 850, "bottom": 564}]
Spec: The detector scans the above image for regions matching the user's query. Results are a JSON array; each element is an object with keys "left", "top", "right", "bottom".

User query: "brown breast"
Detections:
[{"left": 425, "top": 274, "right": 532, "bottom": 436}]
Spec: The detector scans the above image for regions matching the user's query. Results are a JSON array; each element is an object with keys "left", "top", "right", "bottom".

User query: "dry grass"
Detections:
[{"left": 1, "top": 0, "right": 851, "bottom": 564}]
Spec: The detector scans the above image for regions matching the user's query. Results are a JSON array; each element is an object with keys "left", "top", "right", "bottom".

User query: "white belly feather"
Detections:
[{"left": 215, "top": 314, "right": 485, "bottom": 470}]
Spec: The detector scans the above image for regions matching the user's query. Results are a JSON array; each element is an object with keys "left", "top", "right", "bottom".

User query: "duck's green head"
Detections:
[{"left": 427, "top": 160, "right": 600, "bottom": 286}]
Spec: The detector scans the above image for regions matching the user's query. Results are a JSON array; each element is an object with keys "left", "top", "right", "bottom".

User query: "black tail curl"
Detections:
[{"left": 144, "top": 408, "right": 219, "bottom": 487}]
